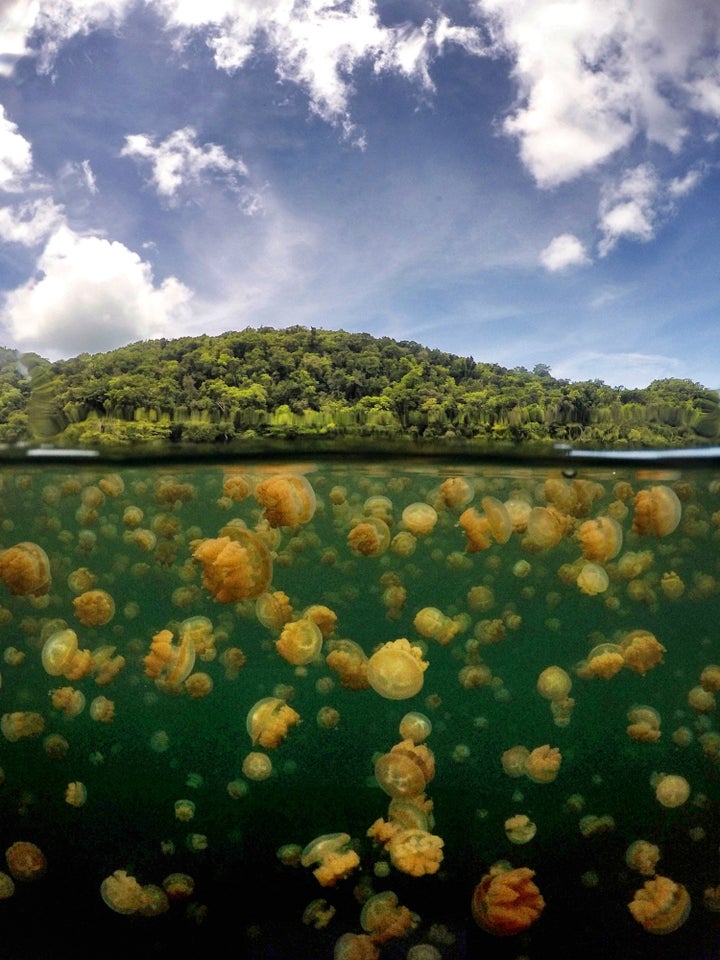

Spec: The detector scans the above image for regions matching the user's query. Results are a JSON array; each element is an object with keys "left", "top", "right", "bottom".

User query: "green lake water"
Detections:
[{"left": 0, "top": 450, "right": 719, "bottom": 959}]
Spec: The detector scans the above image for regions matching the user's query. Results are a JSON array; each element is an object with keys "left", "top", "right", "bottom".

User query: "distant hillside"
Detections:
[{"left": 0, "top": 326, "right": 718, "bottom": 449}]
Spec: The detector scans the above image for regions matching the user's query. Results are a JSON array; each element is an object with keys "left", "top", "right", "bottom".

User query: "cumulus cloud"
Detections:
[
  {"left": 597, "top": 163, "right": 661, "bottom": 255},
  {"left": 0, "top": 225, "right": 193, "bottom": 358},
  {"left": 121, "top": 126, "right": 256, "bottom": 206},
  {"left": 0, "top": 197, "right": 65, "bottom": 245},
  {"left": 0, "top": 105, "right": 32, "bottom": 192},
  {"left": 540, "top": 233, "right": 590, "bottom": 272}
]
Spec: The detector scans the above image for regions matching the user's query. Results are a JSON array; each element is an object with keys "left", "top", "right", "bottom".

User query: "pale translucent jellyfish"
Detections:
[
  {"left": 5, "top": 841, "right": 46, "bottom": 881},
  {"left": 246, "top": 697, "right": 301, "bottom": 748},
  {"left": 504, "top": 814, "right": 537, "bottom": 844},
  {"left": 301, "top": 832, "right": 360, "bottom": 887},
  {"left": 524, "top": 506, "right": 567, "bottom": 550},
  {"left": 367, "top": 638, "right": 428, "bottom": 700},
  {"left": 654, "top": 773, "right": 690, "bottom": 808},
  {"left": 481, "top": 496, "right": 513, "bottom": 544},
  {"left": 471, "top": 864, "right": 545, "bottom": 935},
  {"left": 256, "top": 591, "right": 294, "bottom": 631},
  {"left": 501, "top": 746, "right": 530, "bottom": 778},
  {"left": 174, "top": 799, "right": 196, "bottom": 822},
  {"left": 627, "top": 706, "right": 661, "bottom": 742},
  {"left": 536, "top": 666, "right": 572, "bottom": 701},
  {"left": 401, "top": 502, "right": 438, "bottom": 536},
  {"left": 632, "top": 486, "right": 682, "bottom": 537},
  {"left": 625, "top": 839, "right": 661, "bottom": 876},
  {"left": 65, "top": 782, "right": 87, "bottom": 807},
  {"left": 89, "top": 696, "right": 115, "bottom": 723},
  {"left": 628, "top": 875, "right": 690, "bottom": 934},
  {"left": 398, "top": 712, "right": 432, "bottom": 744},
  {"left": 101, "top": 870, "right": 143, "bottom": 914},
  {"left": 162, "top": 872, "right": 195, "bottom": 899},
  {"left": 413, "top": 607, "right": 459, "bottom": 645},
  {"left": 276, "top": 617, "right": 323, "bottom": 666},
  {"left": 254, "top": 473, "right": 316, "bottom": 527},
  {"left": 41, "top": 629, "right": 80, "bottom": 677},
  {"left": 242, "top": 751, "right": 273, "bottom": 781},
  {"left": 576, "top": 562, "right": 609, "bottom": 596},
  {"left": 375, "top": 752, "right": 426, "bottom": 799},
  {"left": 0, "top": 542, "right": 51, "bottom": 596},
  {"left": 360, "top": 890, "right": 418, "bottom": 943},
  {"left": 438, "top": 476, "right": 473, "bottom": 510}
]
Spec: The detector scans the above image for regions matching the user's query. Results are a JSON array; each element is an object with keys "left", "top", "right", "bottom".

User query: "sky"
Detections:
[{"left": 0, "top": 1, "right": 719, "bottom": 389}]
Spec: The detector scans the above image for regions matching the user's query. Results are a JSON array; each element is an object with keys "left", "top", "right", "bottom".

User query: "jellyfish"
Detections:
[
  {"left": 628, "top": 875, "right": 690, "bottom": 934},
  {"left": 89, "top": 696, "right": 115, "bottom": 723},
  {"left": 577, "top": 516, "right": 623, "bottom": 562},
  {"left": 0, "top": 872, "right": 14, "bottom": 899},
  {"left": 387, "top": 828, "right": 444, "bottom": 877},
  {"left": 73, "top": 589, "right": 115, "bottom": 627},
  {"left": 504, "top": 814, "right": 537, "bottom": 844},
  {"left": 627, "top": 706, "right": 662, "bottom": 742},
  {"left": 143, "top": 628, "right": 196, "bottom": 690},
  {"left": 1, "top": 712, "right": 45, "bottom": 742},
  {"left": 5, "top": 841, "right": 47, "bottom": 881},
  {"left": 523, "top": 506, "right": 568, "bottom": 550},
  {"left": 471, "top": 864, "right": 545, "bottom": 936},
  {"left": 333, "top": 933, "right": 380, "bottom": 960},
  {"left": 501, "top": 746, "right": 530, "bottom": 778},
  {"left": 583, "top": 643, "right": 625, "bottom": 680},
  {"left": 101, "top": 870, "right": 143, "bottom": 914},
  {"left": 300, "top": 833, "right": 360, "bottom": 887},
  {"left": 375, "top": 752, "right": 426, "bottom": 800},
  {"left": 536, "top": 666, "right": 572, "bottom": 702},
  {"left": 399, "top": 712, "right": 432, "bottom": 744},
  {"left": 325, "top": 639, "right": 370, "bottom": 690},
  {"left": 576, "top": 562, "right": 610, "bottom": 596},
  {"left": 65, "top": 782, "right": 87, "bottom": 807},
  {"left": 242, "top": 751, "right": 273, "bottom": 781},
  {"left": 222, "top": 474, "right": 251, "bottom": 502},
  {"left": 688, "top": 685, "right": 715, "bottom": 713},
  {"left": 367, "top": 638, "right": 428, "bottom": 701},
  {"left": 254, "top": 473, "right": 316, "bottom": 527},
  {"left": 303, "top": 604, "right": 338, "bottom": 638},
  {"left": 256, "top": 591, "right": 294, "bottom": 631},
  {"left": 458, "top": 508, "right": 492, "bottom": 552},
  {"left": 90, "top": 646, "right": 126, "bottom": 685},
  {"left": 276, "top": 617, "right": 323, "bottom": 666},
  {"left": 413, "top": 607, "right": 460, "bottom": 646},
  {"left": 438, "top": 476, "right": 474, "bottom": 510},
  {"left": 625, "top": 840, "right": 661, "bottom": 876},
  {"left": 347, "top": 517, "right": 391, "bottom": 557},
  {"left": 524, "top": 744, "right": 562, "bottom": 783},
  {"left": 0, "top": 542, "right": 51, "bottom": 596},
  {"left": 174, "top": 799, "right": 196, "bottom": 822},
  {"left": 621, "top": 629, "right": 666, "bottom": 675},
  {"left": 401, "top": 503, "right": 438, "bottom": 537},
  {"left": 360, "top": 890, "right": 419, "bottom": 943},
  {"left": 41, "top": 628, "right": 92, "bottom": 681},
  {"left": 50, "top": 686, "right": 86, "bottom": 717},
  {"left": 481, "top": 497, "right": 513, "bottom": 544},
  {"left": 162, "top": 872, "right": 195, "bottom": 899},
  {"left": 654, "top": 773, "right": 690, "bottom": 808},
  {"left": 302, "top": 897, "right": 336, "bottom": 930},
  {"left": 632, "top": 485, "right": 682, "bottom": 537},
  {"left": 247, "top": 697, "right": 301, "bottom": 748},
  {"left": 192, "top": 531, "right": 272, "bottom": 602}
]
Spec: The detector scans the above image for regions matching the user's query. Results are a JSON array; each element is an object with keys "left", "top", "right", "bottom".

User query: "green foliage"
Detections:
[{"left": 0, "top": 327, "right": 716, "bottom": 449}]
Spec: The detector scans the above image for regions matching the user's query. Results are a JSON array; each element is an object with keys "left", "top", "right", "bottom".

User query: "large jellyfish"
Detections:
[
  {"left": 367, "top": 638, "right": 428, "bottom": 700},
  {"left": 471, "top": 864, "right": 545, "bottom": 936}
]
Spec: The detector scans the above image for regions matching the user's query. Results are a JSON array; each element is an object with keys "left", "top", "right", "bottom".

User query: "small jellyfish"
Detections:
[
  {"left": 193, "top": 531, "right": 272, "bottom": 602},
  {"left": 401, "top": 503, "right": 438, "bottom": 536},
  {"left": 275, "top": 618, "right": 323, "bottom": 666},
  {"left": 174, "top": 799, "right": 196, "bottom": 822},
  {"left": 5, "top": 841, "right": 46, "bottom": 881},
  {"left": 301, "top": 832, "right": 360, "bottom": 887},
  {"left": 654, "top": 773, "right": 690, "bottom": 808},
  {"left": 536, "top": 666, "right": 572, "bottom": 702},
  {"left": 367, "top": 638, "right": 428, "bottom": 701},
  {"left": 360, "top": 890, "right": 419, "bottom": 943},
  {"left": 246, "top": 697, "right": 301, "bottom": 748},
  {"left": 101, "top": 870, "right": 143, "bottom": 914},
  {"left": 524, "top": 745, "right": 562, "bottom": 783},
  {"left": 242, "top": 751, "right": 273, "bottom": 781},
  {"left": 399, "top": 712, "right": 432, "bottom": 744},
  {"left": 65, "top": 782, "right": 87, "bottom": 807},
  {"left": 347, "top": 517, "right": 391, "bottom": 557},
  {"left": 72, "top": 589, "right": 115, "bottom": 627},
  {"left": 0, "top": 542, "right": 51, "bottom": 596},
  {"left": 625, "top": 839, "right": 661, "bottom": 876},
  {"left": 577, "top": 516, "right": 623, "bottom": 562},
  {"left": 504, "top": 814, "right": 537, "bottom": 844},
  {"left": 143, "top": 628, "right": 196, "bottom": 689}
]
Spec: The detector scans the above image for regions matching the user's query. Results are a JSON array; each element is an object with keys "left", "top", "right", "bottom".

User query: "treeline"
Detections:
[{"left": 0, "top": 326, "right": 717, "bottom": 448}]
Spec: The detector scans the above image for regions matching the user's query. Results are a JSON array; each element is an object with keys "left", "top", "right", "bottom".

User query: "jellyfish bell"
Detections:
[
  {"left": 536, "top": 666, "right": 572, "bottom": 702},
  {"left": 374, "top": 751, "right": 427, "bottom": 799},
  {"left": 6, "top": 841, "right": 47, "bottom": 881},
  {"left": 347, "top": 517, "right": 391, "bottom": 557},
  {"left": 632, "top": 485, "right": 682, "bottom": 537},
  {"left": 0, "top": 542, "right": 51, "bottom": 596},
  {"left": 654, "top": 774, "right": 690, "bottom": 808},
  {"left": 367, "top": 638, "right": 428, "bottom": 700},
  {"left": 192, "top": 530, "right": 272, "bottom": 602},
  {"left": 504, "top": 814, "right": 537, "bottom": 844},
  {"left": 401, "top": 503, "right": 438, "bottom": 536},
  {"left": 254, "top": 473, "right": 317, "bottom": 528},
  {"left": 41, "top": 629, "right": 79, "bottom": 677},
  {"left": 301, "top": 832, "right": 360, "bottom": 887},
  {"left": 576, "top": 562, "right": 609, "bottom": 596},
  {"left": 577, "top": 516, "right": 623, "bottom": 562},
  {"left": 399, "top": 712, "right": 432, "bottom": 744},
  {"left": 628, "top": 875, "right": 690, "bottom": 934},
  {"left": 246, "top": 696, "right": 301, "bottom": 748},
  {"left": 471, "top": 864, "right": 545, "bottom": 935},
  {"left": 73, "top": 589, "right": 115, "bottom": 627},
  {"left": 481, "top": 496, "right": 513, "bottom": 544},
  {"left": 276, "top": 617, "right": 323, "bottom": 666}
]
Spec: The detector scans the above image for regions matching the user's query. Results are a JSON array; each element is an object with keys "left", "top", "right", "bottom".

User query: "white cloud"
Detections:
[
  {"left": 0, "top": 197, "right": 65, "bottom": 245},
  {"left": 540, "top": 233, "right": 590, "bottom": 272},
  {"left": 0, "top": 105, "right": 32, "bottom": 191},
  {"left": 668, "top": 166, "right": 703, "bottom": 198},
  {"left": 476, "top": 0, "right": 717, "bottom": 186},
  {"left": 121, "top": 126, "right": 254, "bottom": 204},
  {"left": 597, "top": 163, "right": 659, "bottom": 255},
  {"left": 80, "top": 159, "right": 98, "bottom": 195},
  {"left": 0, "top": 0, "right": 40, "bottom": 77},
  {"left": 1, "top": 225, "right": 193, "bottom": 358},
  {"left": 553, "top": 350, "right": 684, "bottom": 388}
]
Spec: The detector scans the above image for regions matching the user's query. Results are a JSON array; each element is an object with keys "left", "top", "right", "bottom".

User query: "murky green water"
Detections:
[{"left": 0, "top": 451, "right": 719, "bottom": 959}]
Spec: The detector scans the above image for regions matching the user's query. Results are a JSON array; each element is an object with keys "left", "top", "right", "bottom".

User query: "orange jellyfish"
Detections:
[
  {"left": 360, "top": 890, "right": 419, "bottom": 943},
  {"left": 632, "top": 485, "right": 682, "bottom": 537},
  {"left": 458, "top": 507, "right": 492, "bottom": 552},
  {"left": 256, "top": 591, "right": 294, "bottom": 631},
  {"left": 72, "top": 588, "right": 115, "bottom": 627},
  {"left": 576, "top": 562, "right": 609, "bottom": 596},
  {"left": 254, "top": 473, "right": 316, "bottom": 527},
  {"left": 0, "top": 542, "right": 51, "bottom": 596},
  {"left": 247, "top": 697, "right": 301, "bottom": 748},
  {"left": 367, "top": 638, "right": 428, "bottom": 700},
  {"left": 625, "top": 840, "right": 661, "bottom": 876},
  {"left": 1, "top": 712, "right": 45, "bottom": 742},
  {"left": 523, "top": 506, "right": 568, "bottom": 550},
  {"left": 577, "top": 516, "right": 623, "bottom": 562},
  {"left": 300, "top": 833, "right": 360, "bottom": 887},
  {"left": 192, "top": 530, "right": 272, "bottom": 602},
  {"left": 413, "top": 607, "right": 460, "bottom": 645},
  {"left": 375, "top": 750, "right": 428, "bottom": 800},
  {"left": 41, "top": 628, "right": 92, "bottom": 681},
  {"left": 481, "top": 496, "right": 513, "bottom": 544},
  {"left": 386, "top": 828, "right": 444, "bottom": 877},
  {"left": 101, "top": 870, "right": 144, "bottom": 914},
  {"left": 504, "top": 814, "right": 537, "bottom": 844},
  {"left": 275, "top": 617, "right": 323, "bottom": 666},
  {"left": 524, "top": 745, "right": 562, "bottom": 783},
  {"left": 325, "top": 639, "right": 370, "bottom": 690},
  {"left": 536, "top": 666, "right": 572, "bottom": 701},
  {"left": 471, "top": 864, "right": 545, "bottom": 936},
  {"left": 347, "top": 517, "right": 391, "bottom": 557},
  {"left": 143, "top": 628, "right": 196, "bottom": 690},
  {"left": 620, "top": 629, "right": 666, "bottom": 675},
  {"left": 5, "top": 841, "right": 46, "bottom": 881},
  {"left": 628, "top": 875, "right": 690, "bottom": 934}
]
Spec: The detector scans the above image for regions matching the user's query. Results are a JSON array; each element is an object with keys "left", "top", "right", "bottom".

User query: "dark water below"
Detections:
[{"left": 0, "top": 451, "right": 719, "bottom": 960}]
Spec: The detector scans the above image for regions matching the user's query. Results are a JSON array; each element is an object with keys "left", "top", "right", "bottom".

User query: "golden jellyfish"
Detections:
[
  {"left": 178, "top": 615, "right": 216, "bottom": 660},
  {"left": 256, "top": 591, "right": 294, "bottom": 631},
  {"left": 577, "top": 516, "right": 623, "bottom": 562},
  {"left": 375, "top": 752, "right": 426, "bottom": 800},
  {"left": 401, "top": 502, "right": 438, "bottom": 536},
  {"left": 523, "top": 506, "right": 568, "bottom": 550},
  {"left": 367, "top": 638, "right": 428, "bottom": 701},
  {"left": 247, "top": 697, "right": 301, "bottom": 748},
  {"left": 192, "top": 530, "right": 272, "bottom": 602},
  {"left": 0, "top": 872, "right": 14, "bottom": 899},
  {"left": 300, "top": 832, "right": 360, "bottom": 887},
  {"left": 583, "top": 643, "right": 625, "bottom": 680},
  {"left": 6, "top": 841, "right": 46, "bottom": 881},
  {"left": 625, "top": 840, "right": 661, "bottom": 876},
  {"left": 458, "top": 507, "right": 492, "bottom": 552},
  {"left": 143, "top": 628, "right": 196, "bottom": 689},
  {"left": 101, "top": 870, "right": 144, "bottom": 914},
  {"left": 387, "top": 828, "right": 444, "bottom": 877},
  {"left": 501, "top": 746, "right": 530, "bottom": 779},
  {"left": 276, "top": 617, "right": 323, "bottom": 666},
  {"left": 89, "top": 695, "right": 115, "bottom": 723},
  {"left": 360, "top": 890, "right": 419, "bottom": 943},
  {"left": 471, "top": 864, "right": 545, "bottom": 936},
  {"left": 333, "top": 933, "right": 380, "bottom": 960},
  {"left": 524, "top": 744, "right": 562, "bottom": 783},
  {"left": 536, "top": 666, "right": 572, "bottom": 702},
  {"left": 222, "top": 474, "right": 251, "bottom": 502},
  {"left": 67, "top": 567, "right": 96, "bottom": 594},
  {"left": 303, "top": 604, "right": 338, "bottom": 638},
  {"left": 654, "top": 773, "right": 690, "bottom": 808},
  {"left": 50, "top": 686, "right": 86, "bottom": 717},
  {"left": 242, "top": 751, "right": 273, "bottom": 781},
  {"left": 347, "top": 517, "right": 391, "bottom": 557},
  {"left": 576, "top": 562, "right": 609, "bottom": 596},
  {"left": 0, "top": 542, "right": 51, "bottom": 596},
  {"left": 628, "top": 875, "right": 690, "bottom": 934},
  {"left": 65, "top": 781, "right": 87, "bottom": 807},
  {"left": 399, "top": 711, "right": 432, "bottom": 744},
  {"left": 254, "top": 473, "right": 316, "bottom": 527},
  {"left": 73, "top": 588, "right": 115, "bottom": 627},
  {"left": 627, "top": 706, "right": 661, "bottom": 742},
  {"left": 325, "top": 639, "right": 370, "bottom": 690},
  {"left": 504, "top": 814, "right": 537, "bottom": 844},
  {"left": 1, "top": 711, "right": 44, "bottom": 742},
  {"left": 302, "top": 897, "right": 336, "bottom": 930},
  {"left": 174, "top": 799, "right": 196, "bottom": 822},
  {"left": 481, "top": 496, "right": 513, "bottom": 544},
  {"left": 162, "top": 872, "right": 195, "bottom": 899},
  {"left": 90, "top": 645, "right": 125, "bottom": 685},
  {"left": 438, "top": 476, "right": 473, "bottom": 510},
  {"left": 688, "top": 685, "right": 715, "bottom": 713},
  {"left": 41, "top": 628, "right": 92, "bottom": 681},
  {"left": 632, "top": 485, "right": 682, "bottom": 537},
  {"left": 620, "top": 629, "right": 666, "bottom": 675},
  {"left": 413, "top": 607, "right": 459, "bottom": 645}
]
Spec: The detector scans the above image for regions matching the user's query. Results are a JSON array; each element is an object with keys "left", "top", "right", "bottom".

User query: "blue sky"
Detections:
[{"left": 1, "top": 0, "right": 719, "bottom": 388}]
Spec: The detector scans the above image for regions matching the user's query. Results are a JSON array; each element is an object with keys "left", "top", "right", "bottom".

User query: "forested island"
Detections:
[{"left": 0, "top": 326, "right": 717, "bottom": 450}]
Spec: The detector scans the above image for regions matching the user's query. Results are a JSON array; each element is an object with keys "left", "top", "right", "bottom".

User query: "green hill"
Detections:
[{"left": 0, "top": 326, "right": 716, "bottom": 450}]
